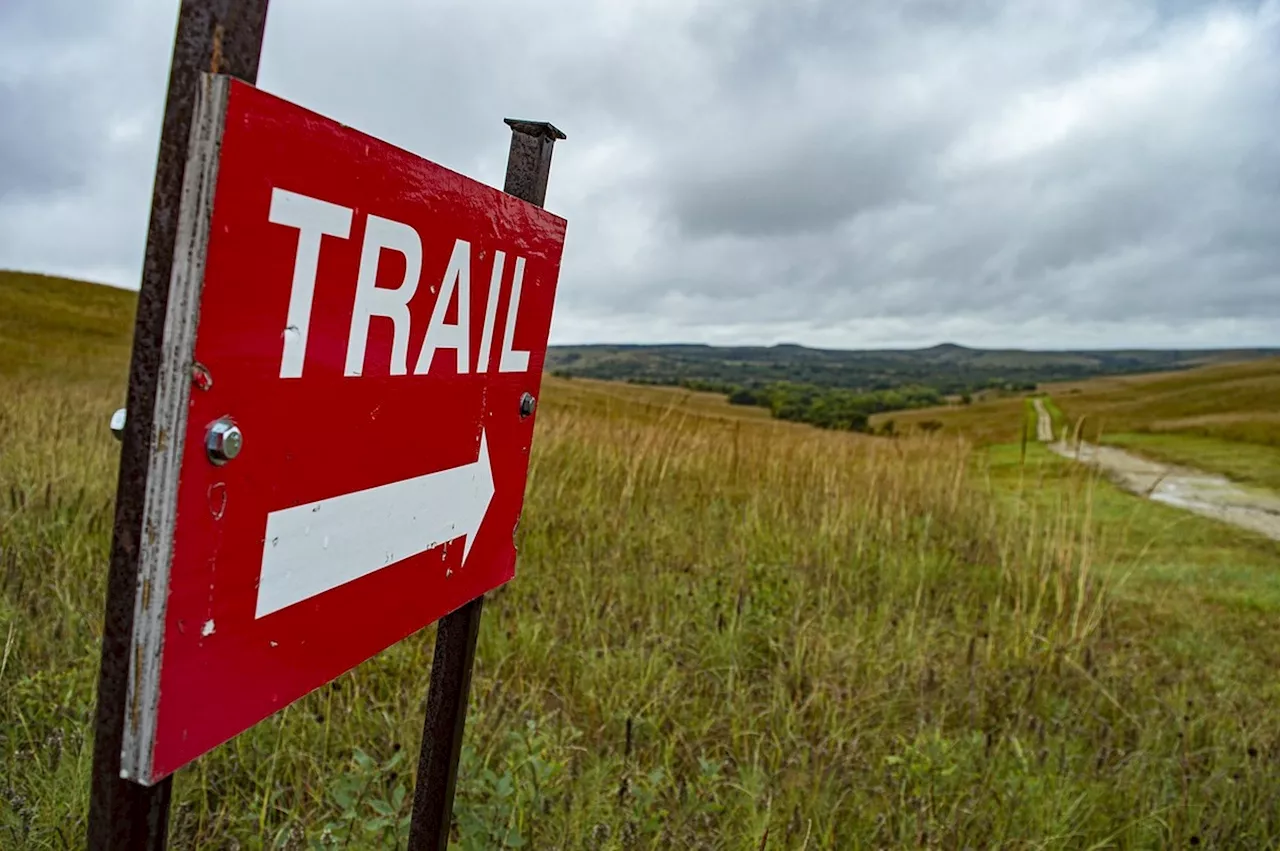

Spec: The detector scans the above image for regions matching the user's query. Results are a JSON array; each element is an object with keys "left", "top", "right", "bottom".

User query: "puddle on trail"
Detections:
[{"left": 1047, "top": 438, "right": 1280, "bottom": 542}]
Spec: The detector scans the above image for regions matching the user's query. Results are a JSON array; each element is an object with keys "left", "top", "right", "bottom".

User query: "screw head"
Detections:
[
  {"left": 519, "top": 392, "right": 537, "bottom": 418},
  {"left": 110, "top": 408, "right": 127, "bottom": 441},
  {"left": 205, "top": 417, "right": 243, "bottom": 465}
]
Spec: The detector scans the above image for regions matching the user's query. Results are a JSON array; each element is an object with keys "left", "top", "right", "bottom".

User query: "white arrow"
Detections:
[{"left": 255, "top": 429, "right": 495, "bottom": 618}]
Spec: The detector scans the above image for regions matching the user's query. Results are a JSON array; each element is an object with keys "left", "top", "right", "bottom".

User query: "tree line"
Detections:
[
  {"left": 550, "top": 371, "right": 1039, "bottom": 433},
  {"left": 725, "top": 382, "right": 945, "bottom": 431}
]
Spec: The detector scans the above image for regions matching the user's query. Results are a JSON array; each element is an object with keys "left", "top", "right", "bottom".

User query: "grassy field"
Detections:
[
  {"left": 872, "top": 395, "right": 1030, "bottom": 445},
  {"left": 0, "top": 271, "right": 135, "bottom": 384},
  {"left": 875, "top": 357, "right": 1280, "bottom": 446},
  {"left": 6, "top": 273, "right": 1280, "bottom": 848},
  {"left": 1099, "top": 433, "right": 1280, "bottom": 494},
  {"left": 877, "top": 356, "right": 1280, "bottom": 493},
  {"left": 548, "top": 375, "right": 775, "bottom": 426},
  {"left": 1048, "top": 359, "right": 1280, "bottom": 446}
]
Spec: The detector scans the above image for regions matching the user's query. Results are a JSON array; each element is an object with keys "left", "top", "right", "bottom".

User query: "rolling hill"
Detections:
[
  {"left": 546, "top": 341, "right": 1280, "bottom": 394},
  {"left": 6, "top": 270, "right": 1273, "bottom": 397},
  {"left": 0, "top": 270, "right": 135, "bottom": 384},
  {"left": 8, "top": 267, "right": 1280, "bottom": 845},
  {"left": 875, "top": 355, "right": 1280, "bottom": 491},
  {"left": 877, "top": 356, "right": 1280, "bottom": 446}
]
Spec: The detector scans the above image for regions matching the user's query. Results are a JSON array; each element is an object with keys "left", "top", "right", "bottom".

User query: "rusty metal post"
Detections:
[
  {"left": 87, "top": 2, "right": 269, "bottom": 849},
  {"left": 499, "top": 119, "right": 567, "bottom": 207},
  {"left": 406, "top": 119, "right": 565, "bottom": 851}
]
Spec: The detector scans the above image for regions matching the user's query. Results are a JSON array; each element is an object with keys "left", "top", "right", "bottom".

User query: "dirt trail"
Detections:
[
  {"left": 1032, "top": 398, "right": 1055, "bottom": 442},
  {"left": 1032, "top": 400, "right": 1280, "bottom": 541}
]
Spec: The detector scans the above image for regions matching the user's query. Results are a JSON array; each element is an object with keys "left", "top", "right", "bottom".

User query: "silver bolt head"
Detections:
[
  {"left": 206, "top": 418, "right": 243, "bottom": 464},
  {"left": 519, "top": 392, "right": 537, "bottom": 418},
  {"left": 110, "top": 408, "right": 127, "bottom": 441}
]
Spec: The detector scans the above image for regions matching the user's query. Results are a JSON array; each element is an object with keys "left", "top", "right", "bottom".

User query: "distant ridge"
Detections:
[
  {"left": 4, "top": 270, "right": 1275, "bottom": 396},
  {"left": 546, "top": 342, "right": 1280, "bottom": 395}
]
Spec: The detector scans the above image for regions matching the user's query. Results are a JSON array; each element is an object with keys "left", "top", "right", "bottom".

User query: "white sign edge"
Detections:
[{"left": 120, "top": 72, "right": 230, "bottom": 786}]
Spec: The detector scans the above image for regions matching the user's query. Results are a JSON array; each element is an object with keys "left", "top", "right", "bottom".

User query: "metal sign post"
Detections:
[
  {"left": 88, "top": 2, "right": 268, "bottom": 848},
  {"left": 407, "top": 119, "right": 565, "bottom": 851},
  {"left": 103, "top": 70, "right": 566, "bottom": 788},
  {"left": 87, "top": 2, "right": 566, "bottom": 847}
]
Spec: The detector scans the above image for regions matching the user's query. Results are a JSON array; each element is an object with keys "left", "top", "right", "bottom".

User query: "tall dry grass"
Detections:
[
  {"left": 7, "top": 274, "right": 1280, "bottom": 847},
  {"left": 3, "top": 365, "right": 1280, "bottom": 848}
]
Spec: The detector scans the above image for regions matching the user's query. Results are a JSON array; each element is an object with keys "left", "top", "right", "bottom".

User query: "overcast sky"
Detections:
[{"left": 2, "top": 0, "right": 1278, "bottom": 349}]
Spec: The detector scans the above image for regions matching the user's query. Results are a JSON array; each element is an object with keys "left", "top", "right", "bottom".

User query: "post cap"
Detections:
[{"left": 503, "top": 119, "right": 566, "bottom": 141}]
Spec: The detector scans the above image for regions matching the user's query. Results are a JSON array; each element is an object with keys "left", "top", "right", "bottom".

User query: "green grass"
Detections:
[
  {"left": 1097, "top": 433, "right": 1280, "bottom": 493},
  {"left": 1051, "top": 358, "right": 1280, "bottom": 449},
  {"left": 884, "top": 361, "right": 1280, "bottom": 532},
  {"left": 7, "top": 274, "right": 1280, "bottom": 848},
  {"left": 987, "top": 443, "right": 1280, "bottom": 608},
  {"left": 1016, "top": 396, "right": 1066, "bottom": 447},
  {"left": 0, "top": 271, "right": 135, "bottom": 385},
  {"left": 1041, "top": 397, "right": 1066, "bottom": 434},
  {"left": 984, "top": 444, "right": 1280, "bottom": 714}
]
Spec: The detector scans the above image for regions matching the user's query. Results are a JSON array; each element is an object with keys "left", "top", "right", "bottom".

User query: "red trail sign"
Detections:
[{"left": 120, "top": 75, "right": 567, "bottom": 785}]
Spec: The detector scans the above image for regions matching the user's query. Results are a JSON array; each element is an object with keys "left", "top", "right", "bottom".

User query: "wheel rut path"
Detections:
[{"left": 1032, "top": 398, "right": 1280, "bottom": 542}]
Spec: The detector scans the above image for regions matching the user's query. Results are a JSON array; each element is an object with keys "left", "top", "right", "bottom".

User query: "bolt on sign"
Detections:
[{"left": 121, "top": 74, "right": 567, "bottom": 784}]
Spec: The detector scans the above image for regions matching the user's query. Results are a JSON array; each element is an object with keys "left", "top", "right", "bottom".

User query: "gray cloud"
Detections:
[
  {"left": 1, "top": 0, "right": 1278, "bottom": 348},
  {"left": 0, "top": 78, "right": 90, "bottom": 197}
]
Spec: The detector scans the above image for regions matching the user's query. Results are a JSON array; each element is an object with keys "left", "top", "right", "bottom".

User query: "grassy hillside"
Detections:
[
  {"left": 871, "top": 393, "right": 1029, "bottom": 444},
  {"left": 548, "top": 341, "right": 1280, "bottom": 394},
  {"left": 0, "top": 271, "right": 135, "bottom": 385},
  {"left": 550, "top": 340, "right": 1279, "bottom": 436},
  {"left": 1050, "top": 358, "right": 1280, "bottom": 447},
  {"left": 6, "top": 273, "right": 1280, "bottom": 847},
  {"left": 1054, "top": 359, "right": 1280, "bottom": 491},
  {"left": 874, "top": 357, "right": 1280, "bottom": 490}
]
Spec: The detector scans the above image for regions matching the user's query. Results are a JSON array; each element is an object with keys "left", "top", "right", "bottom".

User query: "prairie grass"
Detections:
[
  {"left": 1049, "top": 358, "right": 1280, "bottom": 448},
  {"left": 1098, "top": 433, "right": 1280, "bottom": 493},
  {"left": 1048, "top": 360, "right": 1280, "bottom": 491},
  {"left": 875, "top": 357, "right": 1280, "bottom": 452},
  {"left": 5, "top": 275, "right": 1280, "bottom": 847},
  {"left": 872, "top": 395, "right": 1029, "bottom": 446}
]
